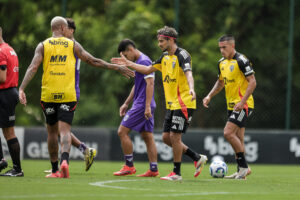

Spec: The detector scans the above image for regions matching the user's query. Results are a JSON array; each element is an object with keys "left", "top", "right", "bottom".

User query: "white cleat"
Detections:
[
  {"left": 225, "top": 167, "right": 251, "bottom": 179},
  {"left": 160, "top": 172, "right": 182, "bottom": 181},
  {"left": 235, "top": 167, "right": 249, "bottom": 179},
  {"left": 194, "top": 154, "right": 208, "bottom": 177}
]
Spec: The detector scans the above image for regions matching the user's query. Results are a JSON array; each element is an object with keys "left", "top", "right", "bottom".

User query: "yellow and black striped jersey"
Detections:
[
  {"left": 152, "top": 47, "right": 196, "bottom": 113},
  {"left": 218, "top": 52, "right": 254, "bottom": 110}
]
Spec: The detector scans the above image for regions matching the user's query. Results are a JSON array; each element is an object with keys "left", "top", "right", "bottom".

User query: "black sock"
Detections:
[
  {"left": 51, "top": 161, "right": 59, "bottom": 173},
  {"left": 184, "top": 148, "right": 200, "bottom": 161},
  {"left": 173, "top": 162, "right": 181, "bottom": 175},
  {"left": 61, "top": 152, "right": 69, "bottom": 164},
  {"left": 0, "top": 137, "right": 4, "bottom": 160},
  {"left": 7, "top": 137, "right": 21, "bottom": 171},
  {"left": 236, "top": 152, "right": 248, "bottom": 168}
]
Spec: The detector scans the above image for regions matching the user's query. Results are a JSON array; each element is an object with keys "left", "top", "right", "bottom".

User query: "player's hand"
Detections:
[
  {"left": 202, "top": 96, "right": 211, "bottom": 108},
  {"left": 144, "top": 106, "right": 152, "bottom": 120},
  {"left": 120, "top": 104, "right": 128, "bottom": 117},
  {"left": 234, "top": 101, "right": 244, "bottom": 111},
  {"left": 117, "top": 65, "right": 135, "bottom": 79},
  {"left": 111, "top": 53, "right": 130, "bottom": 66},
  {"left": 19, "top": 89, "right": 27, "bottom": 106},
  {"left": 189, "top": 89, "right": 196, "bottom": 101}
]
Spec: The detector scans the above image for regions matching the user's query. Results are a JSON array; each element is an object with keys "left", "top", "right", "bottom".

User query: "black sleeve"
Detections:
[
  {"left": 178, "top": 49, "right": 192, "bottom": 72},
  {"left": 0, "top": 65, "right": 7, "bottom": 71},
  {"left": 237, "top": 54, "right": 254, "bottom": 77},
  {"left": 152, "top": 54, "right": 164, "bottom": 65}
]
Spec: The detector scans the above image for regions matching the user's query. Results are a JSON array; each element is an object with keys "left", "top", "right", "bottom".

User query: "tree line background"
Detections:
[{"left": 0, "top": 0, "right": 299, "bottom": 129}]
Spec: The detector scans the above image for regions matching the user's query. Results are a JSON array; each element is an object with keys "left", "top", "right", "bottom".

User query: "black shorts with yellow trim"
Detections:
[
  {"left": 163, "top": 109, "right": 194, "bottom": 134},
  {"left": 40, "top": 101, "right": 77, "bottom": 126},
  {"left": 227, "top": 108, "right": 253, "bottom": 128}
]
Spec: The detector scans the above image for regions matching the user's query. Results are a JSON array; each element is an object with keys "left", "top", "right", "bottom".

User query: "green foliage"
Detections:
[{"left": 0, "top": 0, "right": 299, "bottom": 128}]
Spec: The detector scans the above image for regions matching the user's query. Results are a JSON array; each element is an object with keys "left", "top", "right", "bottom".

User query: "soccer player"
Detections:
[
  {"left": 19, "top": 16, "right": 134, "bottom": 178},
  {"left": 112, "top": 26, "right": 208, "bottom": 181},
  {"left": 113, "top": 39, "right": 159, "bottom": 177},
  {"left": 44, "top": 18, "right": 97, "bottom": 175},
  {"left": 0, "top": 27, "right": 24, "bottom": 177},
  {"left": 202, "top": 35, "right": 256, "bottom": 179}
]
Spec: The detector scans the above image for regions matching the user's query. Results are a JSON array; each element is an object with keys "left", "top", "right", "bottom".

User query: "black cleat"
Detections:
[
  {"left": 0, "top": 168, "right": 24, "bottom": 177},
  {"left": 0, "top": 159, "right": 8, "bottom": 172}
]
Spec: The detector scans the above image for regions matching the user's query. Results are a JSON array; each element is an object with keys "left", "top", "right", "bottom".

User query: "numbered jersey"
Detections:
[
  {"left": 218, "top": 52, "right": 254, "bottom": 110},
  {"left": 41, "top": 37, "right": 77, "bottom": 102}
]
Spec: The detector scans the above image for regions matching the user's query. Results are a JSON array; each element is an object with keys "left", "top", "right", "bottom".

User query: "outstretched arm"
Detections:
[
  {"left": 19, "top": 43, "right": 44, "bottom": 106},
  {"left": 111, "top": 53, "right": 157, "bottom": 75},
  {"left": 202, "top": 79, "right": 224, "bottom": 108},
  {"left": 185, "top": 70, "right": 196, "bottom": 101},
  {"left": 74, "top": 42, "right": 134, "bottom": 78}
]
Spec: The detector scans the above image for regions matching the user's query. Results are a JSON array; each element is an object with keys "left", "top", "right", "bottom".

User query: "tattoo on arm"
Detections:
[
  {"left": 74, "top": 42, "right": 115, "bottom": 70},
  {"left": 19, "top": 43, "right": 43, "bottom": 90}
]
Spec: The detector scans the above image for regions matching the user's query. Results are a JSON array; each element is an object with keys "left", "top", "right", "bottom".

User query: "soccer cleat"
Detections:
[
  {"left": 84, "top": 148, "right": 97, "bottom": 171},
  {"left": 113, "top": 165, "right": 136, "bottom": 176},
  {"left": 235, "top": 167, "right": 249, "bottom": 179},
  {"left": 136, "top": 169, "right": 159, "bottom": 177},
  {"left": 44, "top": 169, "right": 52, "bottom": 173},
  {"left": 224, "top": 167, "right": 251, "bottom": 179},
  {"left": 45, "top": 171, "right": 61, "bottom": 178},
  {"left": 60, "top": 160, "right": 69, "bottom": 178},
  {"left": 224, "top": 172, "right": 238, "bottom": 179},
  {"left": 0, "top": 159, "right": 8, "bottom": 172},
  {"left": 160, "top": 172, "right": 182, "bottom": 181},
  {"left": 194, "top": 154, "right": 208, "bottom": 177},
  {"left": 0, "top": 168, "right": 24, "bottom": 177}
]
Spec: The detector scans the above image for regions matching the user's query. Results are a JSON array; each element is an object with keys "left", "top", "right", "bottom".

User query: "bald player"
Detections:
[{"left": 19, "top": 16, "right": 134, "bottom": 178}]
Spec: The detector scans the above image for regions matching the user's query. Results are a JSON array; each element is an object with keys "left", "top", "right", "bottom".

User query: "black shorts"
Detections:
[
  {"left": 40, "top": 101, "right": 77, "bottom": 125},
  {"left": 0, "top": 87, "right": 18, "bottom": 128},
  {"left": 163, "top": 109, "right": 194, "bottom": 134},
  {"left": 227, "top": 108, "right": 253, "bottom": 128}
]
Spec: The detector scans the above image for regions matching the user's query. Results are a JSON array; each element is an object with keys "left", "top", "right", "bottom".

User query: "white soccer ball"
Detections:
[{"left": 209, "top": 160, "right": 228, "bottom": 178}]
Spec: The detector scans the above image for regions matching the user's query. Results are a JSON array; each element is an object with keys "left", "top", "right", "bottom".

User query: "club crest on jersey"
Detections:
[
  {"left": 172, "top": 61, "right": 176, "bottom": 68},
  {"left": 230, "top": 65, "right": 234, "bottom": 72}
]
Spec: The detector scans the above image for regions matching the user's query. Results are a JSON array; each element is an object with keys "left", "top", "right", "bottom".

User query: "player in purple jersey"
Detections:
[{"left": 113, "top": 39, "right": 159, "bottom": 177}]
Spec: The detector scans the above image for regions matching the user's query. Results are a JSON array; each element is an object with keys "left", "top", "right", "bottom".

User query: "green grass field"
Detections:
[{"left": 0, "top": 160, "right": 299, "bottom": 200}]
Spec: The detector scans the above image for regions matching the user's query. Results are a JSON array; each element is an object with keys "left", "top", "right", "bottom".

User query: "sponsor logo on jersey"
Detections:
[
  {"left": 51, "top": 93, "right": 65, "bottom": 101},
  {"left": 49, "top": 40, "right": 69, "bottom": 48},
  {"left": 163, "top": 75, "right": 176, "bottom": 83},
  {"left": 223, "top": 77, "right": 235, "bottom": 85},
  {"left": 50, "top": 55, "right": 67, "bottom": 63},
  {"left": 50, "top": 71, "right": 66, "bottom": 76}
]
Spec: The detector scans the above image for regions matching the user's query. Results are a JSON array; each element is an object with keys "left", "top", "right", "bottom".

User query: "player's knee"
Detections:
[
  {"left": 162, "top": 134, "right": 170, "bottom": 144},
  {"left": 224, "top": 129, "right": 233, "bottom": 140}
]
